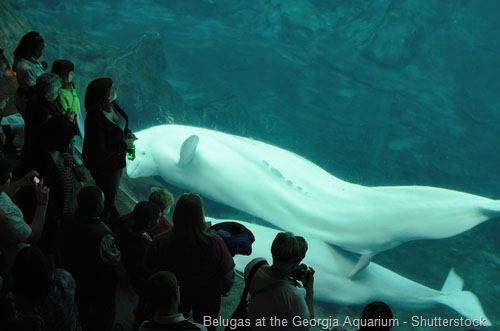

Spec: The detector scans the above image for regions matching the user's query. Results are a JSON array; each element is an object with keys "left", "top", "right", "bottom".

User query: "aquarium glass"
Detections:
[{"left": 4, "top": 0, "right": 499, "bottom": 329}]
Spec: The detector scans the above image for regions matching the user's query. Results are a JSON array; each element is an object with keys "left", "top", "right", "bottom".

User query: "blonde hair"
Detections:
[{"left": 149, "top": 187, "right": 175, "bottom": 211}]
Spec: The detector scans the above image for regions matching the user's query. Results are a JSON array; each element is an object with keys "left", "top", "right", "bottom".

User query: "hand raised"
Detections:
[{"left": 34, "top": 179, "right": 50, "bottom": 206}]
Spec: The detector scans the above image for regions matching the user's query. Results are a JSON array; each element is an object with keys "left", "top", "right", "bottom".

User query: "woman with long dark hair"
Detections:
[
  {"left": 13, "top": 31, "right": 47, "bottom": 116},
  {"left": 144, "top": 193, "right": 235, "bottom": 330},
  {"left": 82, "top": 78, "right": 136, "bottom": 219}
]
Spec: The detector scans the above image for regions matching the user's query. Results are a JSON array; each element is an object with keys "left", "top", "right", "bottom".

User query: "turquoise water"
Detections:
[{"left": 16, "top": 0, "right": 499, "bottom": 328}]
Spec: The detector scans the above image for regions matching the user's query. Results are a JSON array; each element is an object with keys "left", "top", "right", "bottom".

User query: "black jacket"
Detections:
[
  {"left": 24, "top": 94, "right": 63, "bottom": 155},
  {"left": 82, "top": 103, "right": 131, "bottom": 172},
  {"left": 61, "top": 212, "right": 118, "bottom": 292}
]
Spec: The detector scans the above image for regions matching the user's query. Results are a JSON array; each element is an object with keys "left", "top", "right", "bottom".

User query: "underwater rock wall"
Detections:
[
  {"left": 0, "top": 1, "right": 30, "bottom": 117},
  {"left": 0, "top": 1, "right": 31, "bottom": 62},
  {"left": 3, "top": 0, "right": 500, "bottom": 196},
  {"left": 103, "top": 32, "right": 188, "bottom": 128}
]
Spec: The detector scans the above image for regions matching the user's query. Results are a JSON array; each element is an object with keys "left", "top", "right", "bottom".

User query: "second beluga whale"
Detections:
[
  {"left": 206, "top": 218, "right": 491, "bottom": 326},
  {"left": 126, "top": 124, "right": 500, "bottom": 276}
]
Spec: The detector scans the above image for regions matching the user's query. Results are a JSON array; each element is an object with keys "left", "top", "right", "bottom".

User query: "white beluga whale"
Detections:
[
  {"left": 127, "top": 124, "right": 500, "bottom": 276},
  {"left": 207, "top": 218, "right": 492, "bottom": 326}
]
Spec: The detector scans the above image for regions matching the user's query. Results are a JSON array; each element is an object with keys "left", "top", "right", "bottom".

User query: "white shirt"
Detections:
[
  {"left": 0, "top": 191, "right": 31, "bottom": 278},
  {"left": 245, "top": 258, "right": 310, "bottom": 331},
  {"left": 15, "top": 57, "right": 45, "bottom": 90}
]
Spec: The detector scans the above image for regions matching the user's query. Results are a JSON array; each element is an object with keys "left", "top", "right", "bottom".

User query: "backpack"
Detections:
[{"left": 209, "top": 221, "right": 255, "bottom": 257}]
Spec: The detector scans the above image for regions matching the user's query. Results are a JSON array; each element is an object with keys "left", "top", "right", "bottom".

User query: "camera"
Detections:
[{"left": 288, "top": 263, "right": 310, "bottom": 287}]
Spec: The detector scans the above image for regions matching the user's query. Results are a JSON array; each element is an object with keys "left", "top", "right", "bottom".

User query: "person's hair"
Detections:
[
  {"left": 12, "top": 246, "right": 54, "bottom": 300},
  {"left": 0, "top": 159, "right": 12, "bottom": 186},
  {"left": 77, "top": 186, "right": 104, "bottom": 217},
  {"left": 145, "top": 271, "right": 179, "bottom": 310},
  {"left": 51, "top": 59, "right": 75, "bottom": 89},
  {"left": 36, "top": 73, "right": 62, "bottom": 99},
  {"left": 360, "top": 301, "right": 394, "bottom": 331},
  {"left": 133, "top": 201, "right": 161, "bottom": 232},
  {"left": 39, "top": 116, "right": 77, "bottom": 152},
  {"left": 271, "top": 232, "right": 308, "bottom": 264},
  {"left": 172, "top": 193, "right": 212, "bottom": 248},
  {"left": 13, "top": 31, "right": 44, "bottom": 66},
  {"left": 84, "top": 77, "right": 113, "bottom": 114},
  {"left": 149, "top": 187, "right": 175, "bottom": 211}
]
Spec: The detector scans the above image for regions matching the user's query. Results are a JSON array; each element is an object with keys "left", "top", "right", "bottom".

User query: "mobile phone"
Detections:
[{"left": 33, "top": 176, "right": 40, "bottom": 184}]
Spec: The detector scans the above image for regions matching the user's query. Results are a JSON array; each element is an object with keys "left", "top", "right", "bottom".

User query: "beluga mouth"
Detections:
[{"left": 126, "top": 158, "right": 140, "bottom": 178}]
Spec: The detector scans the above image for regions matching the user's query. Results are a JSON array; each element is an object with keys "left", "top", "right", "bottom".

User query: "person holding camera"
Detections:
[
  {"left": 244, "top": 232, "right": 315, "bottom": 330},
  {"left": 0, "top": 158, "right": 49, "bottom": 285}
]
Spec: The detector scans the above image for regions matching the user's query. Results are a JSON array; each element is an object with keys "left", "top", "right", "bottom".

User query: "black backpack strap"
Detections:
[{"left": 237, "top": 259, "right": 268, "bottom": 307}]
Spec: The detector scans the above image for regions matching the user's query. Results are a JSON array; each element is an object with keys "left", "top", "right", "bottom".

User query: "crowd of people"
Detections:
[{"left": 0, "top": 31, "right": 405, "bottom": 331}]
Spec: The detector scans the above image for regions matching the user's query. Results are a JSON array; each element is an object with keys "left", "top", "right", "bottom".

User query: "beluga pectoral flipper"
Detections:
[
  {"left": 347, "top": 254, "right": 373, "bottom": 279},
  {"left": 178, "top": 135, "right": 199, "bottom": 167}
]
